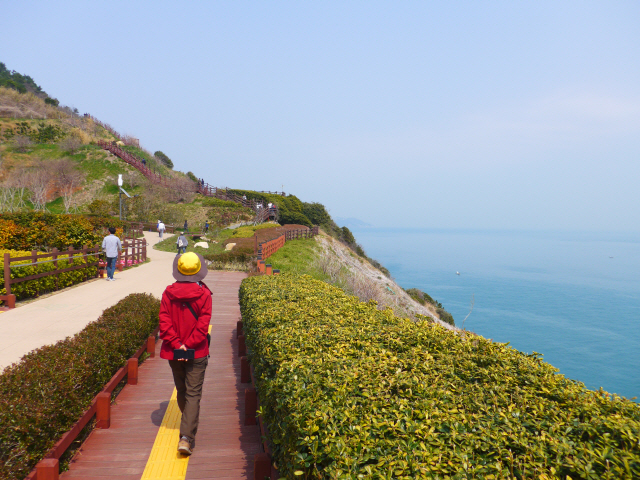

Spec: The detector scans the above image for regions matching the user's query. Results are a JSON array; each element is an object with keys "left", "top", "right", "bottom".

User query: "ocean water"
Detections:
[{"left": 350, "top": 228, "right": 640, "bottom": 400}]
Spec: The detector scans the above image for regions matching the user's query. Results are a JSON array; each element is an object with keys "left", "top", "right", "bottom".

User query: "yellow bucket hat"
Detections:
[{"left": 172, "top": 252, "right": 208, "bottom": 282}]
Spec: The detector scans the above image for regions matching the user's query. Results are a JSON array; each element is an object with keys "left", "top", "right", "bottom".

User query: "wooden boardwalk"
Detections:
[{"left": 62, "top": 271, "right": 261, "bottom": 480}]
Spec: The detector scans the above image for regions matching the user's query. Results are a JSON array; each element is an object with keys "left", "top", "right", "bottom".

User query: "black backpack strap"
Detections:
[{"left": 183, "top": 301, "right": 211, "bottom": 347}]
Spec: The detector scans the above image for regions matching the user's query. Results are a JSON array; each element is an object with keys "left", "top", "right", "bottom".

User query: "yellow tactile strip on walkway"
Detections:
[
  {"left": 141, "top": 325, "right": 212, "bottom": 480},
  {"left": 140, "top": 388, "right": 189, "bottom": 480}
]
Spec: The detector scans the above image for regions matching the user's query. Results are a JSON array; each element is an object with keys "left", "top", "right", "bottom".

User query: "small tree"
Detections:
[
  {"left": 25, "top": 161, "right": 51, "bottom": 210},
  {"left": 53, "top": 159, "right": 86, "bottom": 213},
  {"left": 154, "top": 151, "right": 174, "bottom": 169}
]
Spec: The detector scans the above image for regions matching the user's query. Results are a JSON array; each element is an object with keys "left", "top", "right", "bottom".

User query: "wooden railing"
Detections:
[
  {"left": 96, "top": 140, "right": 169, "bottom": 187},
  {"left": 97, "top": 141, "right": 282, "bottom": 225},
  {"left": 1, "top": 236, "right": 148, "bottom": 309},
  {"left": 119, "top": 237, "right": 147, "bottom": 269},
  {"left": 24, "top": 330, "right": 160, "bottom": 480},
  {"left": 1, "top": 246, "right": 101, "bottom": 308},
  {"left": 255, "top": 226, "right": 319, "bottom": 274}
]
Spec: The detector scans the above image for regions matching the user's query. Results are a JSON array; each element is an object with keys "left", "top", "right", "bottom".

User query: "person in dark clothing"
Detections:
[
  {"left": 159, "top": 252, "right": 211, "bottom": 456},
  {"left": 183, "top": 220, "right": 189, "bottom": 233},
  {"left": 204, "top": 221, "right": 209, "bottom": 234}
]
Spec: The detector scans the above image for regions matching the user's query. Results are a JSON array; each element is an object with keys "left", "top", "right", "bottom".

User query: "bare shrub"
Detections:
[
  {"left": 52, "top": 159, "right": 86, "bottom": 213},
  {"left": 58, "top": 136, "right": 83, "bottom": 154},
  {"left": 25, "top": 161, "right": 52, "bottom": 210},
  {"left": 0, "top": 175, "right": 28, "bottom": 213},
  {"left": 166, "top": 177, "right": 196, "bottom": 204},
  {"left": 12, "top": 135, "right": 33, "bottom": 153},
  {"left": 314, "top": 249, "right": 343, "bottom": 282}
]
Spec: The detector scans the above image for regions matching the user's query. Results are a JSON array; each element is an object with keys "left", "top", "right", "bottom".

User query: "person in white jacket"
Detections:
[
  {"left": 101, "top": 227, "right": 122, "bottom": 281},
  {"left": 158, "top": 220, "right": 166, "bottom": 238}
]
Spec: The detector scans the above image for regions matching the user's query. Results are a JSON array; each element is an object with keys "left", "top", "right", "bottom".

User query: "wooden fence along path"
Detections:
[
  {"left": 47, "top": 271, "right": 264, "bottom": 480},
  {"left": 96, "top": 141, "right": 281, "bottom": 225},
  {"left": 0, "top": 237, "right": 147, "bottom": 309},
  {"left": 255, "top": 226, "right": 319, "bottom": 274}
]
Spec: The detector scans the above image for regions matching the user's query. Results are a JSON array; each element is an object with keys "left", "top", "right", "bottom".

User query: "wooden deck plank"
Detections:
[{"left": 61, "top": 271, "right": 262, "bottom": 480}]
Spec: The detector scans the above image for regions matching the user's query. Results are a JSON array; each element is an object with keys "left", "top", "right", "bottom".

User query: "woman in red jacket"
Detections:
[{"left": 159, "top": 252, "right": 211, "bottom": 456}]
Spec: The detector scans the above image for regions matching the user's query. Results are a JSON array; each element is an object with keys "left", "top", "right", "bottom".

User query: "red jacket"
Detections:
[{"left": 159, "top": 281, "right": 212, "bottom": 360}]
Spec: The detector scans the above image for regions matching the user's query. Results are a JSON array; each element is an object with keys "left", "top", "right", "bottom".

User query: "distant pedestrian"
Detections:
[
  {"left": 204, "top": 221, "right": 209, "bottom": 233},
  {"left": 101, "top": 227, "right": 122, "bottom": 281},
  {"left": 159, "top": 252, "right": 211, "bottom": 456},
  {"left": 158, "top": 220, "right": 166, "bottom": 238},
  {"left": 142, "top": 158, "right": 146, "bottom": 166},
  {"left": 176, "top": 232, "right": 188, "bottom": 255},
  {"left": 183, "top": 219, "right": 189, "bottom": 233}
]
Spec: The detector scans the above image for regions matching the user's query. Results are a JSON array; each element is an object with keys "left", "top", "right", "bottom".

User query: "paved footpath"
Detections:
[
  {"left": 60, "top": 271, "right": 261, "bottom": 480},
  {"left": 0, "top": 232, "right": 176, "bottom": 370}
]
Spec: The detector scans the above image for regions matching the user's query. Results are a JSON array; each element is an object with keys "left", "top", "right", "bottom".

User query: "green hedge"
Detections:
[
  {"left": 0, "top": 293, "right": 160, "bottom": 480},
  {"left": 239, "top": 274, "right": 640, "bottom": 479},
  {"left": 0, "top": 249, "right": 98, "bottom": 303}
]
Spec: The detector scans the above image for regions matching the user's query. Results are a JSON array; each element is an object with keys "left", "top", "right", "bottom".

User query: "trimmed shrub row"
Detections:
[
  {"left": 0, "top": 249, "right": 98, "bottom": 303},
  {"left": 239, "top": 274, "right": 640, "bottom": 479},
  {"left": 0, "top": 293, "right": 160, "bottom": 480}
]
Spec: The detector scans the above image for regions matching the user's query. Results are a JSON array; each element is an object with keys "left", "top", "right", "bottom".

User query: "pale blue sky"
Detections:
[{"left": 2, "top": 1, "right": 639, "bottom": 230}]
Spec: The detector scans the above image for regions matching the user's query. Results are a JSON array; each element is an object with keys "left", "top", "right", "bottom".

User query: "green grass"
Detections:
[
  {"left": 265, "top": 238, "right": 328, "bottom": 280},
  {"left": 45, "top": 196, "right": 65, "bottom": 214},
  {"left": 153, "top": 229, "right": 233, "bottom": 256},
  {"left": 229, "top": 223, "right": 280, "bottom": 238}
]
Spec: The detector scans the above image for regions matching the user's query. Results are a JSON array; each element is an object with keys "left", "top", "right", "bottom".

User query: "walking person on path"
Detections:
[
  {"left": 101, "top": 227, "right": 121, "bottom": 282},
  {"left": 158, "top": 220, "right": 166, "bottom": 238},
  {"left": 204, "top": 220, "right": 209, "bottom": 234},
  {"left": 176, "top": 232, "right": 188, "bottom": 255},
  {"left": 159, "top": 252, "right": 211, "bottom": 456},
  {"left": 183, "top": 219, "right": 189, "bottom": 233}
]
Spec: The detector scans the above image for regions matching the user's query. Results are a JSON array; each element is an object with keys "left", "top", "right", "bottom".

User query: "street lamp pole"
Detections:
[{"left": 118, "top": 174, "right": 123, "bottom": 220}]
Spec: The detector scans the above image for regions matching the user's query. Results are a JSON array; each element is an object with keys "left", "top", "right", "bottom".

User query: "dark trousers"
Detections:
[
  {"left": 168, "top": 357, "right": 208, "bottom": 441},
  {"left": 106, "top": 257, "right": 117, "bottom": 279}
]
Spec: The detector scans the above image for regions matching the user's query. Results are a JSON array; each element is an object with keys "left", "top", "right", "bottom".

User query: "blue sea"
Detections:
[{"left": 350, "top": 228, "right": 640, "bottom": 400}]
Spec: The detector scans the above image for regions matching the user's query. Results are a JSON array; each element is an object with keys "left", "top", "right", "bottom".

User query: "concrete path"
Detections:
[{"left": 0, "top": 232, "right": 176, "bottom": 371}]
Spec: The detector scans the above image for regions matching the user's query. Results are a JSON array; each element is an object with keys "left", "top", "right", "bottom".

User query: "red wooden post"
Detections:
[
  {"left": 4, "top": 294, "right": 16, "bottom": 308},
  {"left": 142, "top": 240, "right": 147, "bottom": 261},
  {"left": 237, "top": 320, "right": 243, "bottom": 338},
  {"left": 96, "top": 392, "right": 110, "bottom": 428},
  {"left": 123, "top": 240, "right": 129, "bottom": 269},
  {"left": 147, "top": 335, "right": 155, "bottom": 357},
  {"left": 266, "top": 264, "right": 272, "bottom": 276},
  {"left": 82, "top": 245, "right": 88, "bottom": 281},
  {"left": 241, "top": 356, "right": 251, "bottom": 383},
  {"left": 32, "top": 250, "right": 39, "bottom": 296},
  {"left": 245, "top": 388, "right": 257, "bottom": 425},
  {"left": 4, "top": 252, "right": 11, "bottom": 296},
  {"left": 238, "top": 334, "right": 246, "bottom": 356},
  {"left": 36, "top": 458, "right": 59, "bottom": 480},
  {"left": 254, "top": 453, "right": 271, "bottom": 480},
  {"left": 52, "top": 247, "right": 59, "bottom": 290},
  {"left": 128, "top": 358, "right": 138, "bottom": 385}
]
